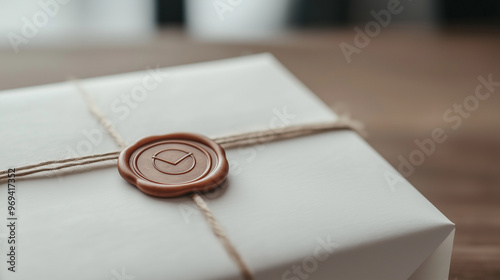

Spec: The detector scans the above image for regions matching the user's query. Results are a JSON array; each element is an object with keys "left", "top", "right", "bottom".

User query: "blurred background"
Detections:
[
  {"left": 1, "top": 0, "right": 500, "bottom": 88},
  {"left": 1, "top": 0, "right": 499, "bottom": 50},
  {"left": 0, "top": 1, "right": 499, "bottom": 279}
]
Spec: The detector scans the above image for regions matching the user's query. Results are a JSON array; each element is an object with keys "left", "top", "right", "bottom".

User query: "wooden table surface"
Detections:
[{"left": 1, "top": 27, "right": 499, "bottom": 279}]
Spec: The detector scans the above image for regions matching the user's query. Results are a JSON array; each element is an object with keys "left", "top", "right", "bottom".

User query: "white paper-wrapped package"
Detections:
[{"left": 0, "top": 54, "right": 454, "bottom": 280}]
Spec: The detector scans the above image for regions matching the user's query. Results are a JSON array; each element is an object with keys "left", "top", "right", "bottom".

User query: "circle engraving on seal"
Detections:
[{"left": 117, "top": 133, "right": 229, "bottom": 198}]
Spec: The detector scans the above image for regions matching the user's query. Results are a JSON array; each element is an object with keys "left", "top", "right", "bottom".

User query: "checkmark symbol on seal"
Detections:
[
  {"left": 151, "top": 149, "right": 197, "bottom": 176},
  {"left": 152, "top": 152, "right": 193, "bottom": 165}
]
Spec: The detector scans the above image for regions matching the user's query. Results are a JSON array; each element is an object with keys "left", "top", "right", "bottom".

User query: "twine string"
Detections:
[
  {"left": 213, "top": 120, "right": 363, "bottom": 148},
  {"left": 0, "top": 152, "right": 121, "bottom": 177},
  {"left": 0, "top": 122, "right": 359, "bottom": 181},
  {"left": 0, "top": 153, "right": 120, "bottom": 179},
  {"left": 192, "top": 193, "right": 253, "bottom": 280},
  {"left": 71, "top": 78, "right": 128, "bottom": 149}
]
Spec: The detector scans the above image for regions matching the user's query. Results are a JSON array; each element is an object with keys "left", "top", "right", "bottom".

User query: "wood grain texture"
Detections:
[{"left": 0, "top": 27, "right": 498, "bottom": 279}]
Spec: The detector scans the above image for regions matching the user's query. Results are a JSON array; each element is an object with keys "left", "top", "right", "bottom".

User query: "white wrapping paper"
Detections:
[{"left": 0, "top": 54, "right": 454, "bottom": 280}]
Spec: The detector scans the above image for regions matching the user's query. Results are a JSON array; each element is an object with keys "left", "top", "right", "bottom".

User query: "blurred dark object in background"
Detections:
[
  {"left": 439, "top": 0, "right": 500, "bottom": 26},
  {"left": 156, "top": 0, "right": 184, "bottom": 24},
  {"left": 292, "top": 0, "right": 349, "bottom": 26},
  {"left": 156, "top": 0, "right": 500, "bottom": 27}
]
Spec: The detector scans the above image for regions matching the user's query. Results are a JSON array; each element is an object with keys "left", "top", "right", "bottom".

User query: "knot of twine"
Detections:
[{"left": 0, "top": 79, "right": 365, "bottom": 280}]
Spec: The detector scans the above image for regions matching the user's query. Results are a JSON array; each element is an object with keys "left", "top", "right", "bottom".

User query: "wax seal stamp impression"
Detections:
[{"left": 118, "top": 133, "right": 229, "bottom": 197}]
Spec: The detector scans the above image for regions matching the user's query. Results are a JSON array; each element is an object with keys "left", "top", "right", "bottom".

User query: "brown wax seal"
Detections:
[{"left": 118, "top": 133, "right": 229, "bottom": 198}]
